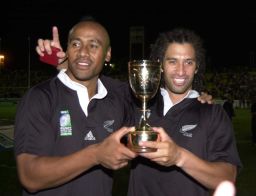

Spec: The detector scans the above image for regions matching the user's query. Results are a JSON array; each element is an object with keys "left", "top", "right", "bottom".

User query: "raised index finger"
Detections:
[{"left": 51, "top": 26, "right": 61, "bottom": 48}]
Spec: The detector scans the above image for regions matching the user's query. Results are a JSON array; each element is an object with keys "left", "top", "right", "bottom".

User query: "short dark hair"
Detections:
[{"left": 67, "top": 14, "right": 110, "bottom": 47}]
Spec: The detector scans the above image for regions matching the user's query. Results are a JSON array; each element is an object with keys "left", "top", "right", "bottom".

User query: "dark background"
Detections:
[{"left": 1, "top": 1, "right": 256, "bottom": 70}]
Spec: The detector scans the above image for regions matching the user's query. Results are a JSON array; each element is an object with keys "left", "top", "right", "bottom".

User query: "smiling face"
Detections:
[
  {"left": 162, "top": 42, "right": 198, "bottom": 103},
  {"left": 65, "top": 21, "right": 111, "bottom": 86}
]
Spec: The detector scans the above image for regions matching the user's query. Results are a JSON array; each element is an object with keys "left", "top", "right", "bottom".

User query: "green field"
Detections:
[
  {"left": 0, "top": 102, "right": 255, "bottom": 196},
  {"left": 0, "top": 101, "right": 17, "bottom": 125},
  {"left": 233, "top": 109, "right": 256, "bottom": 196}
]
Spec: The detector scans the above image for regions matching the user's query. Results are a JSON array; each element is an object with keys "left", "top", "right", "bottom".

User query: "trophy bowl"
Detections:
[{"left": 128, "top": 59, "right": 161, "bottom": 153}]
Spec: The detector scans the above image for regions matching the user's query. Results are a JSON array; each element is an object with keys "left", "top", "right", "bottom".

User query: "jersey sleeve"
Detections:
[
  {"left": 14, "top": 86, "right": 55, "bottom": 156},
  {"left": 206, "top": 104, "right": 242, "bottom": 168}
]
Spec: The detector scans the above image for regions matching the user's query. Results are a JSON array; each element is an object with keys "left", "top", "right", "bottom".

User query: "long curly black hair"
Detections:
[{"left": 149, "top": 27, "right": 206, "bottom": 92}]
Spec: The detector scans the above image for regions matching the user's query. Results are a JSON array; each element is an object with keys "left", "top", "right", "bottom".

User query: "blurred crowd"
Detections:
[
  {"left": 205, "top": 70, "right": 256, "bottom": 108},
  {"left": 0, "top": 67, "right": 256, "bottom": 108}
]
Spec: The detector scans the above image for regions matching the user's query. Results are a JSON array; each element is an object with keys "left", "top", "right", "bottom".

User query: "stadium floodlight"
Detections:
[{"left": 0, "top": 55, "right": 4, "bottom": 67}]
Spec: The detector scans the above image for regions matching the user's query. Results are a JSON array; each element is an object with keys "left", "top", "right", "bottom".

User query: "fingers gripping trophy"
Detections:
[{"left": 128, "top": 60, "right": 161, "bottom": 153}]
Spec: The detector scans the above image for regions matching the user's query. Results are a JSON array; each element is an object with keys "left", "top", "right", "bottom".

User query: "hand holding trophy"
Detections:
[{"left": 128, "top": 60, "right": 161, "bottom": 153}]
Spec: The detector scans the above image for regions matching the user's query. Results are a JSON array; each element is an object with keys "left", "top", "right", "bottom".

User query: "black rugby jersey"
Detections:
[
  {"left": 128, "top": 96, "right": 242, "bottom": 196},
  {"left": 14, "top": 75, "right": 133, "bottom": 196}
]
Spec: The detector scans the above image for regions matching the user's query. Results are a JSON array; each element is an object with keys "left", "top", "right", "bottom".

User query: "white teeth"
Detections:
[
  {"left": 174, "top": 78, "right": 185, "bottom": 84},
  {"left": 78, "top": 62, "right": 88, "bottom": 66}
]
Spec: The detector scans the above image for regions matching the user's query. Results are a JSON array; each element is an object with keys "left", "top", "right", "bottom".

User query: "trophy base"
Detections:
[
  {"left": 129, "top": 145, "right": 157, "bottom": 153},
  {"left": 128, "top": 131, "right": 158, "bottom": 153}
]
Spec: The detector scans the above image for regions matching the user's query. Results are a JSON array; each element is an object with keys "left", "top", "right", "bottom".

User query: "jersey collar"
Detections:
[{"left": 160, "top": 88, "right": 199, "bottom": 115}]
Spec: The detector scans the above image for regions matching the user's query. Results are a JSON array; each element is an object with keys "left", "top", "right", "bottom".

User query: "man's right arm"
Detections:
[
  {"left": 17, "top": 146, "right": 98, "bottom": 192},
  {"left": 16, "top": 127, "right": 136, "bottom": 193},
  {"left": 15, "top": 88, "right": 136, "bottom": 193}
]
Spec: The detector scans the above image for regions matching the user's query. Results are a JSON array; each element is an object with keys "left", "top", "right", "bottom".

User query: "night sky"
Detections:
[{"left": 1, "top": 1, "right": 256, "bottom": 70}]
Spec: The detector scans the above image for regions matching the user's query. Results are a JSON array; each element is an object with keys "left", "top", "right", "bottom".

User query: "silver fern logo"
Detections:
[
  {"left": 179, "top": 124, "right": 197, "bottom": 137},
  {"left": 103, "top": 120, "right": 114, "bottom": 133}
]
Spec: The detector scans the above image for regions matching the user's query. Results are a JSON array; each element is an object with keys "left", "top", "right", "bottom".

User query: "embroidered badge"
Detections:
[
  {"left": 59, "top": 110, "right": 72, "bottom": 136},
  {"left": 103, "top": 120, "right": 115, "bottom": 133},
  {"left": 179, "top": 124, "right": 197, "bottom": 137}
]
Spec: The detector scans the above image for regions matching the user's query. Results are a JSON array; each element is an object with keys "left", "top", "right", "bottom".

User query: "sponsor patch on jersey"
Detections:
[
  {"left": 59, "top": 110, "right": 72, "bottom": 136},
  {"left": 84, "top": 130, "right": 96, "bottom": 140},
  {"left": 179, "top": 124, "right": 197, "bottom": 137}
]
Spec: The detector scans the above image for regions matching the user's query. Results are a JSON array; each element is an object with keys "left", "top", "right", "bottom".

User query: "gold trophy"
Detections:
[{"left": 128, "top": 60, "right": 161, "bottom": 153}]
